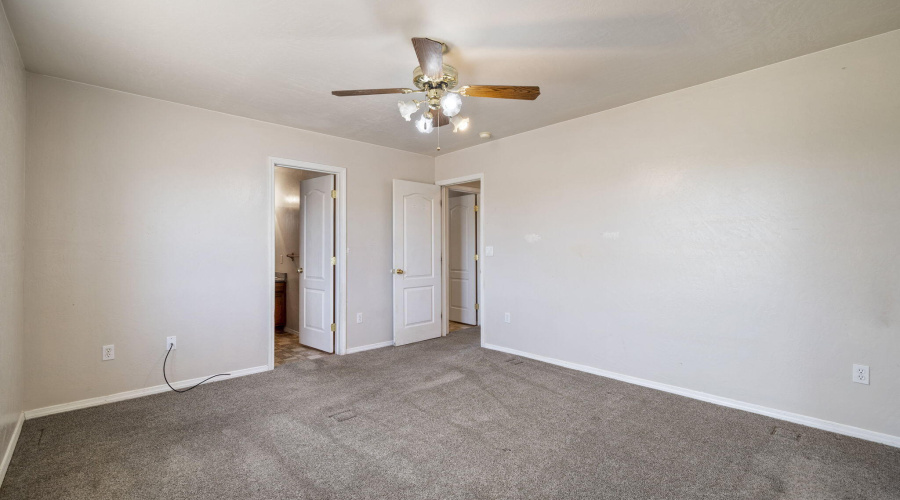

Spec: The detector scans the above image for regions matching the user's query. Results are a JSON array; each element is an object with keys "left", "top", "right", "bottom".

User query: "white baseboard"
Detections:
[
  {"left": 346, "top": 340, "right": 393, "bottom": 354},
  {"left": 24, "top": 365, "right": 271, "bottom": 420},
  {"left": 484, "top": 343, "right": 900, "bottom": 449},
  {"left": 283, "top": 327, "right": 300, "bottom": 335},
  {"left": 0, "top": 412, "right": 25, "bottom": 489}
]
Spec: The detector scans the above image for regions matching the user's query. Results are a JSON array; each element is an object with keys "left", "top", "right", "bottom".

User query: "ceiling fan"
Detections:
[{"left": 332, "top": 37, "right": 540, "bottom": 140}]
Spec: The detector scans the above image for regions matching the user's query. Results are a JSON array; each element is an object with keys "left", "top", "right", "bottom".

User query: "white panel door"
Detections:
[
  {"left": 392, "top": 180, "right": 442, "bottom": 346},
  {"left": 299, "top": 174, "right": 335, "bottom": 353},
  {"left": 449, "top": 194, "right": 477, "bottom": 325}
]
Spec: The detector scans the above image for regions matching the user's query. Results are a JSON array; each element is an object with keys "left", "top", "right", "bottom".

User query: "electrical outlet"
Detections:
[
  {"left": 485, "top": 246, "right": 494, "bottom": 257},
  {"left": 166, "top": 336, "right": 177, "bottom": 350},
  {"left": 852, "top": 364, "right": 869, "bottom": 385},
  {"left": 102, "top": 345, "right": 114, "bottom": 361},
  {"left": 356, "top": 313, "right": 363, "bottom": 323},
  {"left": 504, "top": 312, "right": 511, "bottom": 323}
]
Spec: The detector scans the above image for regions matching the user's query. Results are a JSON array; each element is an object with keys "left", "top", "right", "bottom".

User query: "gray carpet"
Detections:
[{"left": 2, "top": 328, "right": 898, "bottom": 499}]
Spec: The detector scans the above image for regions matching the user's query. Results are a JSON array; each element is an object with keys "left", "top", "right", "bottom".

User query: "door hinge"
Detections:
[
  {"left": 475, "top": 303, "right": 480, "bottom": 310},
  {"left": 331, "top": 190, "right": 337, "bottom": 199},
  {"left": 331, "top": 256, "right": 336, "bottom": 265},
  {"left": 474, "top": 254, "right": 479, "bottom": 261},
  {"left": 331, "top": 323, "right": 336, "bottom": 332},
  {"left": 474, "top": 205, "right": 479, "bottom": 212}
]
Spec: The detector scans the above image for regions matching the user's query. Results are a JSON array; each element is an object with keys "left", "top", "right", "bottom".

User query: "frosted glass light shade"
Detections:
[
  {"left": 415, "top": 113, "right": 434, "bottom": 133},
  {"left": 398, "top": 100, "right": 418, "bottom": 121},
  {"left": 450, "top": 115, "right": 469, "bottom": 133},
  {"left": 440, "top": 92, "right": 462, "bottom": 117}
]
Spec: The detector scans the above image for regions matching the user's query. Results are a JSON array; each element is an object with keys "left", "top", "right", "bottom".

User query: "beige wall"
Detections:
[
  {"left": 0, "top": 1, "right": 25, "bottom": 482},
  {"left": 24, "top": 74, "right": 433, "bottom": 411},
  {"left": 274, "top": 166, "right": 327, "bottom": 333},
  {"left": 436, "top": 31, "right": 900, "bottom": 440}
]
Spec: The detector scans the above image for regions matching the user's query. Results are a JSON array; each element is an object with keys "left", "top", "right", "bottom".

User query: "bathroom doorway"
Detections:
[{"left": 269, "top": 158, "right": 348, "bottom": 368}]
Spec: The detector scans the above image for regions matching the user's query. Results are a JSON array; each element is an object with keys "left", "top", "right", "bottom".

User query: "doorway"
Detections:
[
  {"left": 446, "top": 183, "right": 479, "bottom": 334},
  {"left": 390, "top": 174, "right": 485, "bottom": 348},
  {"left": 268, "top": 158, "right": 348, "bottom": 369},
  {"left": 439, "top": 176, "right": 484, "bottom": 345}
]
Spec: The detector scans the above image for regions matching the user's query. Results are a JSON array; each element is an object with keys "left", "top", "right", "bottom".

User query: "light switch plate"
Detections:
[{"left": 485, "top": 246, "right": 494, "bottom": 257}]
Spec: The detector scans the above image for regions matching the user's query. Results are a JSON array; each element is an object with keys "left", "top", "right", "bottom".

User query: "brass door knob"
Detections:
[
  {"left": 298, "top": 268, "right": 303, "bottom": 274},
  {"left": 394, "top": 269, "right": 404, "bottom": 275}
]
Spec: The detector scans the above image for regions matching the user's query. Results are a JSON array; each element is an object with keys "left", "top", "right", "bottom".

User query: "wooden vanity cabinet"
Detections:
[{"left": 275, "top": 281, "right": 286, "bottom": 329}]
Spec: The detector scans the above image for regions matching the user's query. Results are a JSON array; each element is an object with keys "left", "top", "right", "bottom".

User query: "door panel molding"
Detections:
[
  {"left": 298, "top": 174, "right": 335, "bottom": 352},
  {"left": 393, "top": 180, "right": 442, "bottom": 346}
]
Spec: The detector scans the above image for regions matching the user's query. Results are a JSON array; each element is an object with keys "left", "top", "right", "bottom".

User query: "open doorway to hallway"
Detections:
[
  {"left": 445, "top": 180, "right": 481, "bottom": 340},
  {"left": 274, "top": 165, "right": 336, "bottom": 366},
  {"left": 389, "top": 175, "right": 484, "bottom": 348}
]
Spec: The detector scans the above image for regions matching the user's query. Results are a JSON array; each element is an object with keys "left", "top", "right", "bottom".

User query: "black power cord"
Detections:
[{"left": 163, "top": 345, "right": 230, "bottom": 393}]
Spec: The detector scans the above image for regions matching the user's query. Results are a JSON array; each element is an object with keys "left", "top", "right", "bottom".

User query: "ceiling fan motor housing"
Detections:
[
  {"left": 414, "top": 64, "right": 458, "bottom": 110},
  {"left": 413, "top": 64, "right": 458, "bottom": 91}
]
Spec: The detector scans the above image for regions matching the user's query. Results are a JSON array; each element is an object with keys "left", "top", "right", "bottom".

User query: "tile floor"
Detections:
[
  {"left": 276, "top": 324, "right": 474, "bottom": 367},
  {"left": 274, "top": 331, "right": 329, "bottom": 367},
  {"left": 449, "top": 321, "right": 476, "bottom": 332}
]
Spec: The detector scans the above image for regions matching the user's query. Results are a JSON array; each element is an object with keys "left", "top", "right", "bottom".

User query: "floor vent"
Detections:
[
  {"left": 770, "top": 426, "right": 801, "bottom": 442},
  {"left": 329, "top": 410, "right": 356, "bottom": 422}
]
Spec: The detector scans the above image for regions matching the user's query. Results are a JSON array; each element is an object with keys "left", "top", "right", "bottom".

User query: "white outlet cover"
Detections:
[
  {"left": 102, "top": 345, "right": 114, "bottom": 360},
  {"left": 356, "top": 313, "right": 363, "bottom": 323},
  {"left": 167, "top": 336, "right": 177, "bottom": 350},
  {"left": 485, "top": 246, "right": 494, "bottom": 257},
  {"left": 852, "top": 364, "right": 869, "bottom": 385},
  {"left": 504, "top": 312, "right": 511, "bottom": 323}
]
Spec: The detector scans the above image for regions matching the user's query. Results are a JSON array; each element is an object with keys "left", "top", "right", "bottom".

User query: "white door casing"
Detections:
[
  {"left": 449, "top": 194, "right": 477, "bottom": 325},
  {"left": 299, "top": 174, "right": 335, "bottom": 353},
  {"left": 392, "top": 180, "right": 442, "bottom": 346}
]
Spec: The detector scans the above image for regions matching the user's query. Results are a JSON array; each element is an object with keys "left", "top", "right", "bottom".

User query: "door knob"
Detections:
[
  {"left": 298, "top": 267, "right": 303, "bottom": 274},
  {"left": 394, "top": 269, "right": 404, "bottom": 275}
]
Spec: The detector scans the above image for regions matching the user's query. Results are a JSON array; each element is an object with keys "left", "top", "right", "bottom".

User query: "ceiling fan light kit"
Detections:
[
  {"left": 439, "top": 92, "right": 462, "bottom": 117},
  {"left": 450, "top": 115, "right": 469, "bottom": 133},
  {"left": 415, "top": 113, "right": 434, "bottom": 134},
  {"left": 332, "top": 38, "right": 540, "bottom": 148},
  {"left": 398, "top": 100, "right": 418, "bottom": 121}
]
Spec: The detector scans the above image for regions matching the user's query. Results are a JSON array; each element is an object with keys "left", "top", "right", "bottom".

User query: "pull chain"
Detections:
[{"left": 437, "top": 109, "right": 441, "bottom": 152}]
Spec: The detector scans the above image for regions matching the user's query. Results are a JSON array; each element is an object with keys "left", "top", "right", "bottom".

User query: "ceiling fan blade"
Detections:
[
  {"left": 431, "top": 109, "right": 450, "bottom": 127},
  {"left": 332, "top": 88, "right": 416, "bottom": 96},
  {"left": 411, "top": 37, "right": 443, "bottom": 81},
  {"left": 461, "top": 85, "right": 541, "bottom": 100}
]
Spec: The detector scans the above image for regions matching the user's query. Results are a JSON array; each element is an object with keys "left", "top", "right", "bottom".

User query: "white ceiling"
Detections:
[{"left": 5, "top": 0, "right": 900, "bottom": 156}]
